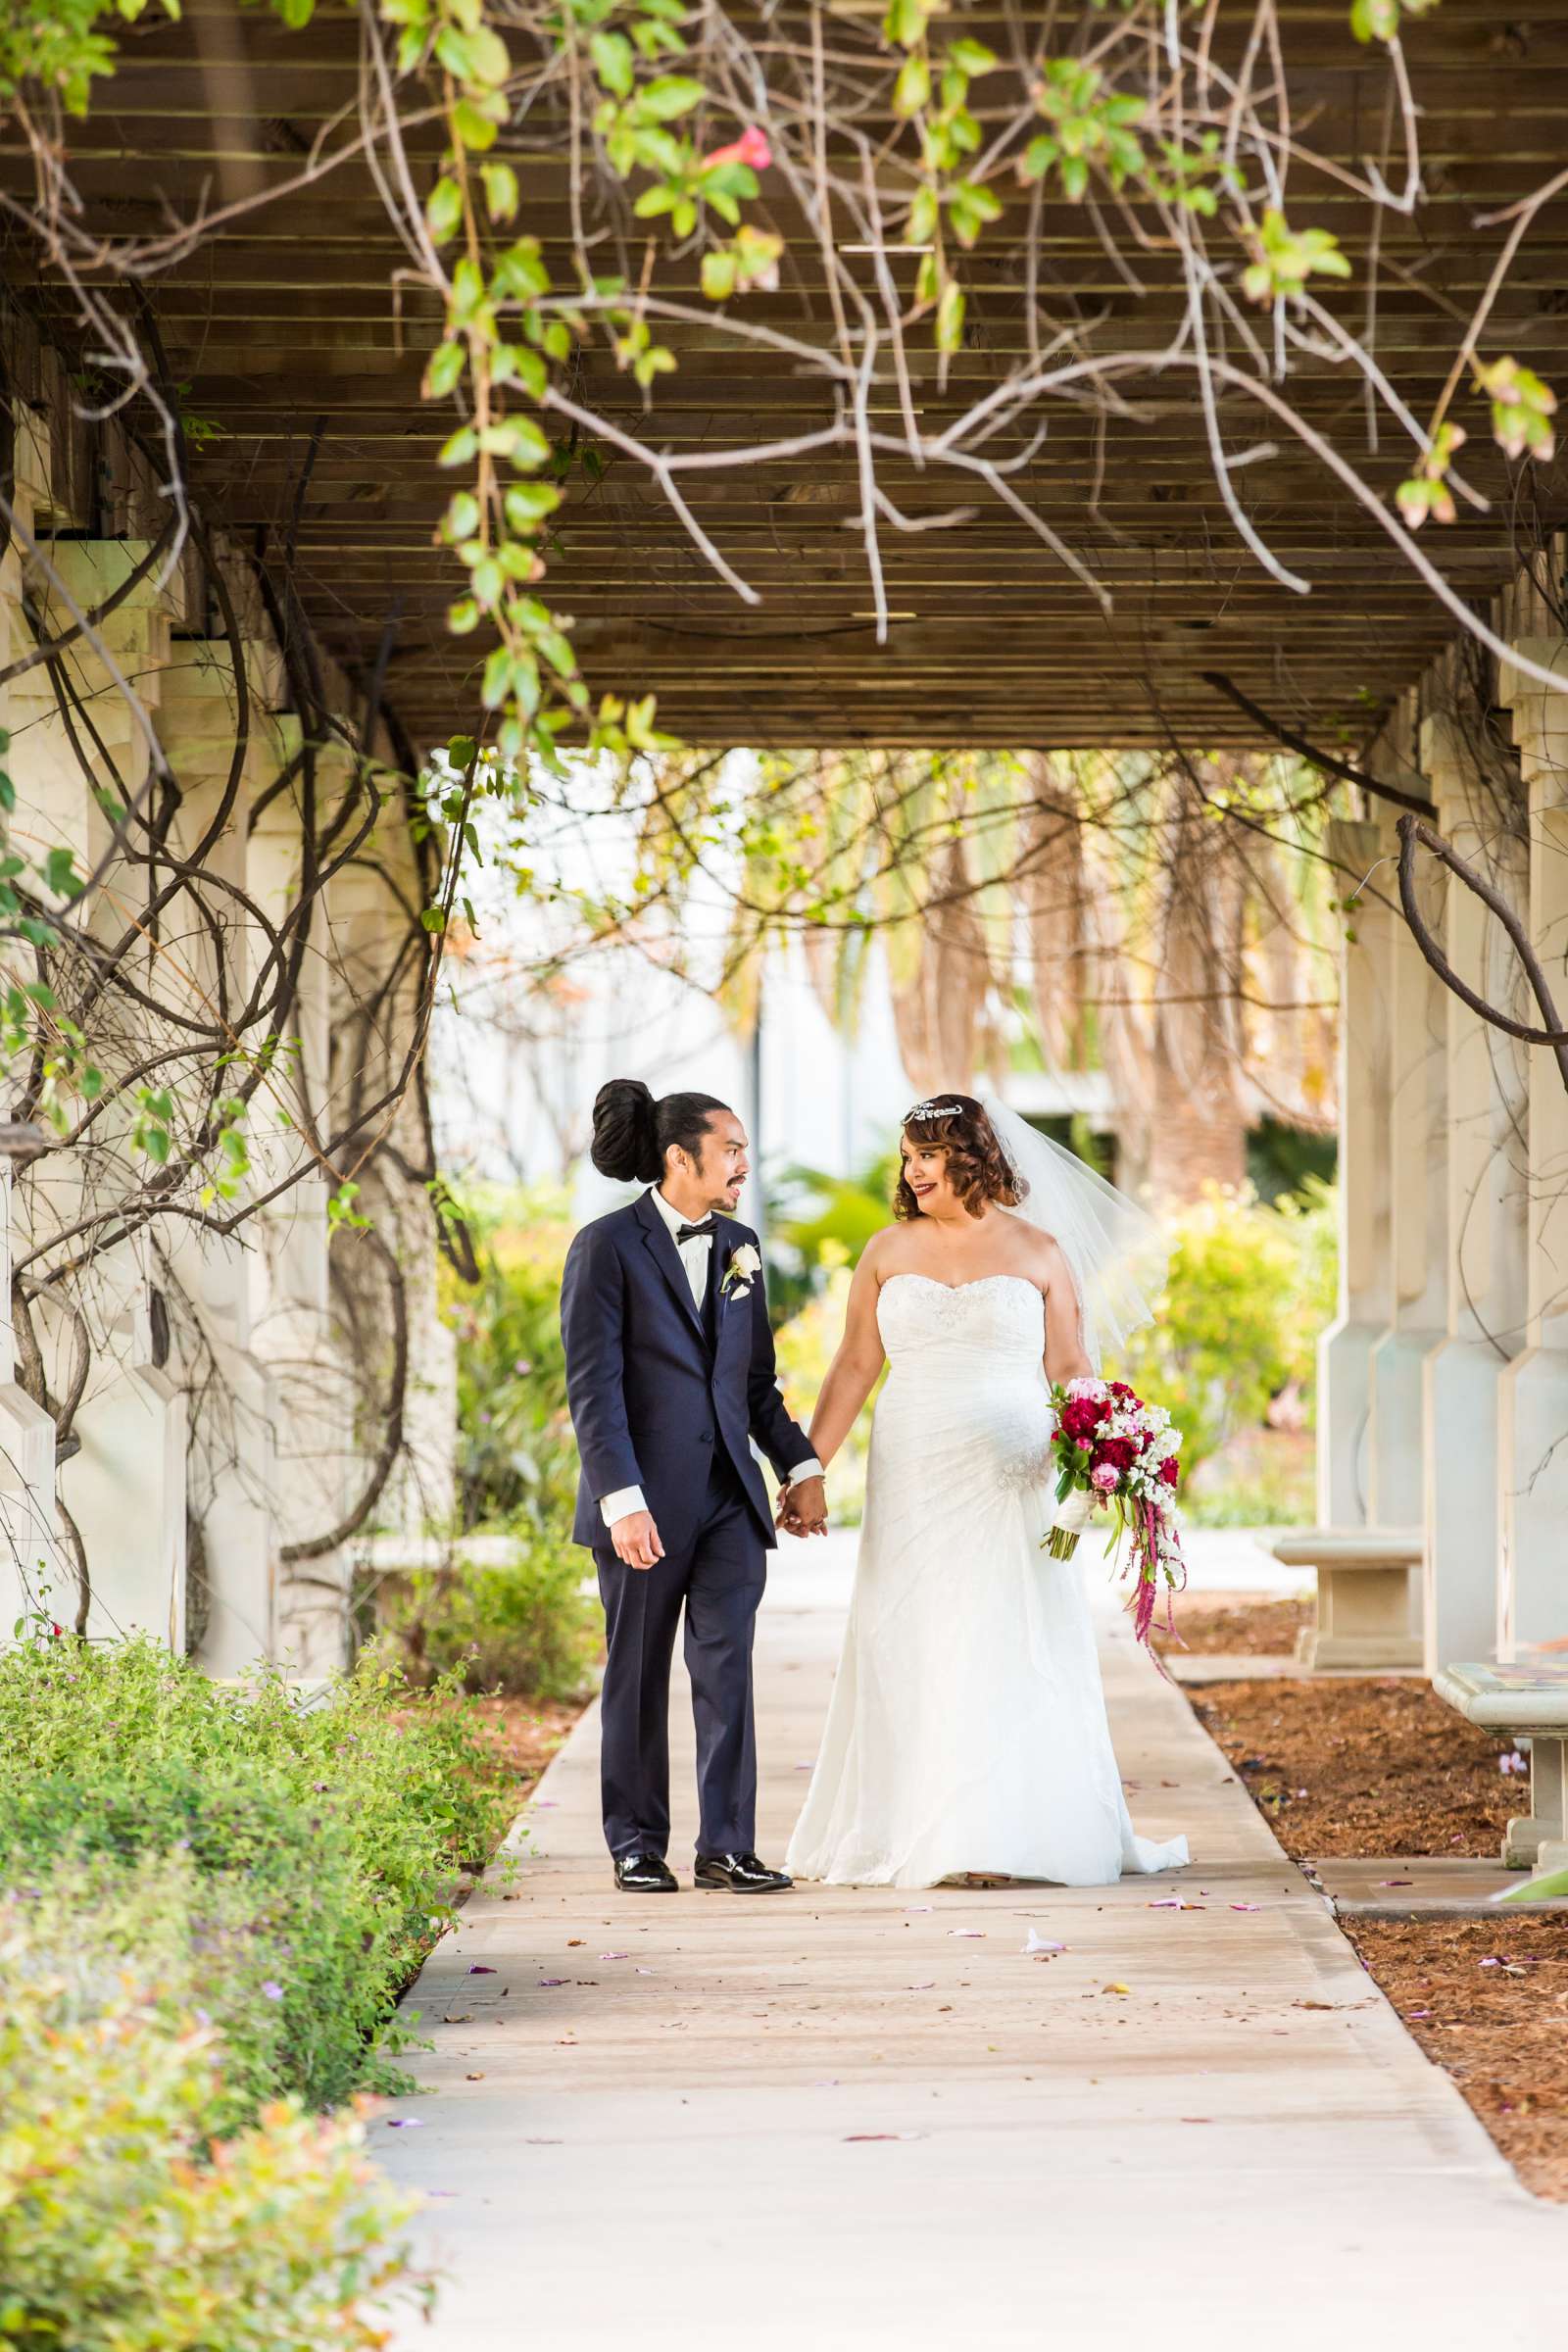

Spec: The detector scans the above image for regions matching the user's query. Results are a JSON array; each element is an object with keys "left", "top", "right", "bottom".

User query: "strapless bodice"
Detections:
[{"left": 875, "top": 1271, "right": 1047, "bottom": 1368}]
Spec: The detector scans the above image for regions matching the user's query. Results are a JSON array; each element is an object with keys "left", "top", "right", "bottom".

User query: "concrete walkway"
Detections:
[{"left": 383, "top": 1535, "right": 1568, "bottom": 2350}]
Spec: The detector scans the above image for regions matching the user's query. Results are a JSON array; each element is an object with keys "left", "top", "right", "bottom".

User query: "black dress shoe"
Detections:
[
  {"left": 694, "top": 1850, "right": 793, "bottom": 1893},
  {"left": 614, "top": 1851, "right": 677, "bottom": 1893}
]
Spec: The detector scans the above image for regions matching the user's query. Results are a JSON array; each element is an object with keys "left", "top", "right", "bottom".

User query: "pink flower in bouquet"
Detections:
[
  {"left": 1091, "top": 1462, "right": 1120, "bottom": 1493},
  {"left": 1158, "top": 1455, "right": 1180, "bottom": 1489},
  {"left": 704, "top": 125, "right": 772, "bottom": 172}
]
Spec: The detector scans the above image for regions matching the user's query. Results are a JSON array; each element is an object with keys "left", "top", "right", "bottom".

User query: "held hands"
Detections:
[
  {"left": 609, "top": 1508, "right": 664, "bottom": 1571},
  {"left": 776, "top": 1473, "right": 828, "bottom": 1538}
]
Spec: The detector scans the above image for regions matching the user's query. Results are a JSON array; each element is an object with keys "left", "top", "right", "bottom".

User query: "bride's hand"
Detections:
[{"left": 776, "top": 1477, "right": 827, "bottom": 1536}]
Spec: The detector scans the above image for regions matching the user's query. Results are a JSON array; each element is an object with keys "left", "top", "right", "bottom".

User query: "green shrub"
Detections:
[
  {"left": 444, "top": 1196, "right": 577, "bottom": 1532},
  {"left": 412, "top": 1192, "right": 597, "bottom": 1691},
  {"left": 0, "top": 1888, "right": 429, "bottom": 2351},
  {"left": 0, "top": 1635, "right": 515, "bottom": 2119},
  {"left": 375, "top": 1524, "right": 596, "bottom": 1698},
  {"left": 1106, "top": 1180, "right": 1337, "bottom": 1481}
]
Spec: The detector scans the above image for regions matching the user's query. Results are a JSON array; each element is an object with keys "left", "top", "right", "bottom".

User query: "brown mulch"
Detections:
[
  {"left": 1153, "top": 1593, "right": 1311, "bottom": 1657},
  {"left": 467, "top": 1692, "right": 587, "bottom": 1789},
  {"left": 1187, "top": 1674, "right": 1519, "bottom": 1856},
  {"left": 1186, "top": 1672, "right": 1568, "bottom": 2199},
  {"left": 1344, "top": 1919, "right": 1568, "bottom": 2201}
]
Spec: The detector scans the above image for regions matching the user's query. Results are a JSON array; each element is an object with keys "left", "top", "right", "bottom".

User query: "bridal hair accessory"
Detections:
[
  {"left": 976, "top": 1091, "right": 1168, "bottom": 1369},
  {"left": 904, "top": 1099, "right": 966, "bottom": 1122},
  {"left": 1046, "top": 1376, "right": 1187, "bottom": 1657}
]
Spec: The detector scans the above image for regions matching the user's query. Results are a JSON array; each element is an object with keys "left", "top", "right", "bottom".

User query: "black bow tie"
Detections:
[{"left": 675, "top": 1220, "right": 714, "bottom": 1246}]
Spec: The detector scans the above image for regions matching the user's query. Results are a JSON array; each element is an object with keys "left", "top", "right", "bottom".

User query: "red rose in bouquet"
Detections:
[{"left": 1058, "top": 1396, "right": 1107, "bottom": 1446}]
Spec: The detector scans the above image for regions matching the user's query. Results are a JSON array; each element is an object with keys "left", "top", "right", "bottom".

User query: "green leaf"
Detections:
[
  {"left": 636, "top": 75, "right": 706, "bottom": 121},
  {"left": 505, "top": 415, "right": 553, "bottom": 469},
  {"left": 453, "top": 98, "right": 500, "bottom": 152},
  {"left": 481, "top": 644, "right": 514, "bottom": 708},
  {"left": 479, "top": 162, "right": 519, "bottom": 222},
  {"left": 1350, "top": 0, "right": 1399, "bottom": 40},
  {"left": 492, "top": 343, "right": 548, "bottom": 398},
  {"left": 946, "top": 37, "right": 998, "bottom": 75},
  {"left": 42, "top": 847, "right": 83, "bottom": 901},
  {"left": 466, "top": 25, "right": 513, "bottom": 87},
  {"left": 425, "top": 175, "right": 464, "bottom": 243},
  {"left": 443, "top": 489, "right": 481, "bottom": 540},
  {"left": 424, "top": 340, "right": 466, "bottom": 399},
  {"left": 590, "top": 29, "right": 635, "bottom": 96},
  {"left": 504, "top": 481, "right": 563, "bottom": 528},
  {"left": 535, "top": 624, "right": 576, "bottom": 679},
  {"left": 491, "top": 238, "right": 550, "bottom": 300},
  {"left": 702, "top": 249, "right": 737, "bottom": 301},
  {"left": 893, "top": 52, "right": 930, "bottom": 116},
  {"left": 883, "top": 0, "right": 927, "bottom": 48}
]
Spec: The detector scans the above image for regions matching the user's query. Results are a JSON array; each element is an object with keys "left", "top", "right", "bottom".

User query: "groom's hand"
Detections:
[
  {"left": 610, "top": 1509, "right": 664, "bottom": 1571},
  {"left": 780, "top": 1474, "right": 827, "bottom": 1537}
]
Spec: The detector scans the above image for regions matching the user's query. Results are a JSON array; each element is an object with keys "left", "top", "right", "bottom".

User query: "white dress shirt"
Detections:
[{"left": 599, "top": 1186, "right": 823, "bottom": 1529}]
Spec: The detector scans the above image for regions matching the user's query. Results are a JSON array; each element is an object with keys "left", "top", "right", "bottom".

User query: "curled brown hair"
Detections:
[{"left": 893, "top": 1094, "right": 1025, "bottom": 1221}]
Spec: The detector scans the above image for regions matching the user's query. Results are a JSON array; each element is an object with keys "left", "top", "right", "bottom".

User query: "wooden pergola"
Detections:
[{"left": 7, "top": 0, "right": 1568, "bottom": 751}]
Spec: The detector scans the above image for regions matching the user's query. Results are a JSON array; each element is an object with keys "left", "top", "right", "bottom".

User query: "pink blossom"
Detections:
[
  {"left": 705, "top": 125, "right": 771, "bottom": 172},
  {"left": 1091, "top": 1462, "right": 1120, "bottom": 1492}
]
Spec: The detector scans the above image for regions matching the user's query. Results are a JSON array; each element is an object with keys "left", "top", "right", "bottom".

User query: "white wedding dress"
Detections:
[{"left": 786, "top": 1273, "right": 1190, "bottom": 1889}]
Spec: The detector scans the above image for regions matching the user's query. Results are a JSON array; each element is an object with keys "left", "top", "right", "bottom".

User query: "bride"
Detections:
[{"left": 781, "top": 1093, "right": 1189, "bottom": 1890}]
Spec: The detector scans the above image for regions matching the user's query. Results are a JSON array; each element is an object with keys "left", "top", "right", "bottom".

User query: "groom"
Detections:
[{"left": 561, "top": 1083, "right": 827, "bottom": 1893}]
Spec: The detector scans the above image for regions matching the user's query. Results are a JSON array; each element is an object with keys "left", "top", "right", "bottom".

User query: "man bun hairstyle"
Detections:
[{"left": 590, "top": 1080, "right": 730, "bottom": 1185}]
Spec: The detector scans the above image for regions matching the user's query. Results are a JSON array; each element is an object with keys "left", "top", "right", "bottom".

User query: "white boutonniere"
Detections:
[{"left": 721, "top": 1243, "right": 761, "bottom": 1298}]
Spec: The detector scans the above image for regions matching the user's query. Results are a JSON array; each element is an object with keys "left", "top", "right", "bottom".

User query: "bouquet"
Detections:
[{"left": 1044, "top": 1377, "right": 1186, "bottom": 1649}]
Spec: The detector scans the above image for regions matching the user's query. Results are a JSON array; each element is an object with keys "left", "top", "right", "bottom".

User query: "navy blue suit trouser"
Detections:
[{"left": 594, "top": 1454, "right": 767, "bottom": 1860}]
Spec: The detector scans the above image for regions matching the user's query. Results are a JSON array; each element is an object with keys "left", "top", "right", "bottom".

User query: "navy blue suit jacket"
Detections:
[{"left": 560, "top": 1192, "right": 817, "bottom": 1555}]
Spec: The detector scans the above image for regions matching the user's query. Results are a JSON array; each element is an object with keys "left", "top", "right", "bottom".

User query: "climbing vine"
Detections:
[{"left": 4, "top": 0, "right": 1567, "bottom": 1102}]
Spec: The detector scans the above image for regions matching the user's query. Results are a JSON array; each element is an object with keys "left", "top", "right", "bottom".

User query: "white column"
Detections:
[
  {"left": 1419, "top": 716, "right": 1531, "bottom": 1670},
  {"left": 61, "top": 1278, "right": 188, "bottom": 1652},
  {"left": 1318, "top": 816, "right": 1395, "bottom": 1524},
  {"left": 0, "top": 543, "right": 71, "bottom": 1642},
  {"left": 0, "top": 1166, "right": 68, "bottom": 1641},
  {"left": 1496, "top": 638, "right": 1568, "bottom": 1656},
  {"left": 1367, "top": 784, "right": 1448, "bottom": 1537}
]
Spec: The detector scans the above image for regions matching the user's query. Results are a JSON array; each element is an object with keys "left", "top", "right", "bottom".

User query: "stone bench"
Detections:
[
  {"left": 1268, "top": 1525, "right": 1424, "bottom": 1671},
  {"left": 1433, "top": 1661, "right": 1568, "bottom": 1873}
]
